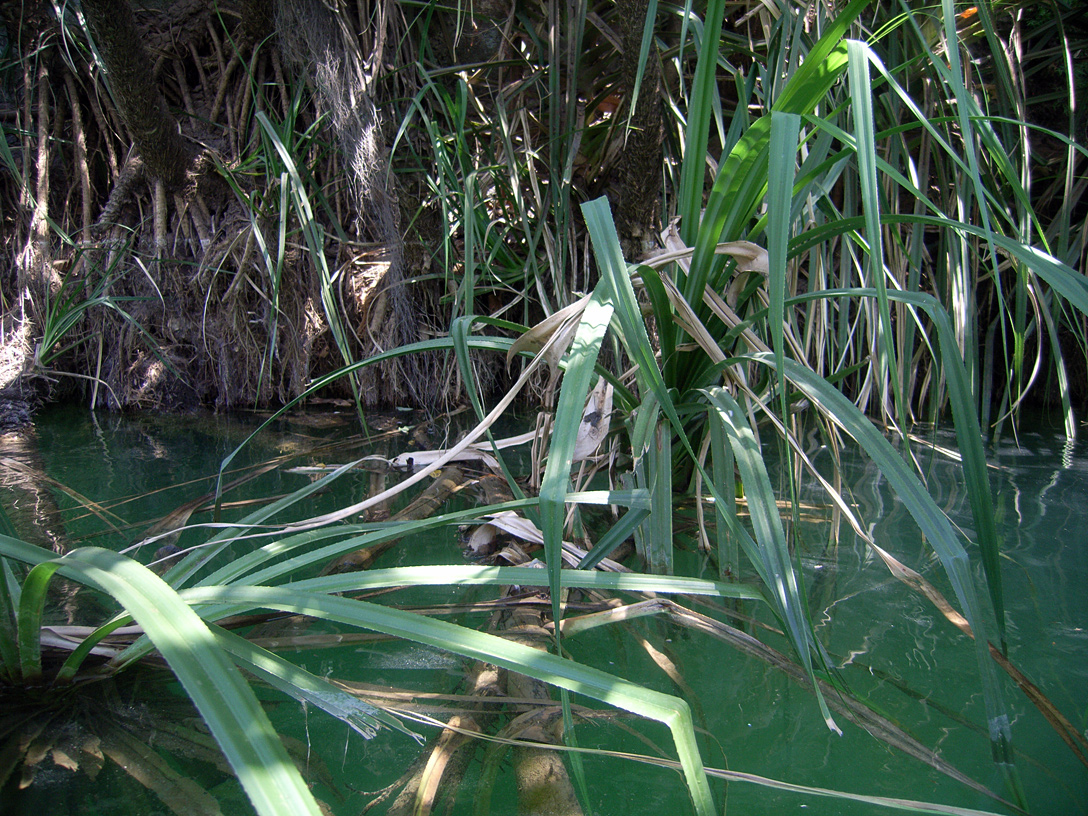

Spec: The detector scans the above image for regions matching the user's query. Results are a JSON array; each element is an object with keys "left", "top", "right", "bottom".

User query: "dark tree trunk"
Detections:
[
  {"left": 614, "top": 0, "right": 665, "bottom": 260},
  {"left": 80, "top": 0, "right": 193, "bottom": 190}
]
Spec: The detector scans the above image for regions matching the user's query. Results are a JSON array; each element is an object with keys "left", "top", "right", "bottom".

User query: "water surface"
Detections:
[{"left": 3, "top": 406, "right": 1085, "bottom": 815}]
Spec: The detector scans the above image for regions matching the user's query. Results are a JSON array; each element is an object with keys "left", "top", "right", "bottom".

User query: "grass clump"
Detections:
[{"left": 2, "top": 0, "right": 1087, "bottom": 814}]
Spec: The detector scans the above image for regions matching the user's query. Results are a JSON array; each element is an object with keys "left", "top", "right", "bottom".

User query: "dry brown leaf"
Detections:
[
  {"left": 505, "top": 295, "right": 591, "bottom": 373},
  {"left": 79, "top": 735, "right": 105, "bottom": 781},
  {"left": 50, "top": 746, "right": 80, "bottom": 773},
  {"left": 572, "top": 377, "right": 613, "bottom": 462}
]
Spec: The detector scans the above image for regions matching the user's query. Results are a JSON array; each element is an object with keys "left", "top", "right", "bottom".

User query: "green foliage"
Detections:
[
  {"left": 0, "top": 541, "right": 324, "bottom": 816},
  {"left": 31, "top": 249, "right": 148, "bottom": 369},
  {"left": 407, "top": 0, "right": 1087, "bottom": 810},
  {"left": 0, "top": 469, "right": 721, "bottom": 816},
  {"left": 4, "top": 0, "right": 1086, "bottom": 813}
]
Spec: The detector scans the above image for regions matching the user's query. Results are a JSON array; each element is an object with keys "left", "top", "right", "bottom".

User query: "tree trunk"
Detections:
[
  {"left": 80, "top": 0, "right": 192, "bottom": 190},
  {"left": 614, "top": 0, "right": 665, "bottom": 260}
]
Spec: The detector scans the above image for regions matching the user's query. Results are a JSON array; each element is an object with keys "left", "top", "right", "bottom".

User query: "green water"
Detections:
[{"left": 3, "top": 406, "right": 1086, "bottom": 815}]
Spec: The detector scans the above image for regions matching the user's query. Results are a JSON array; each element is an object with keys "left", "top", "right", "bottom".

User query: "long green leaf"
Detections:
[
  {"left": 847, "top": 39, "right": 904, "bottom": 426},
  {"left": 683, "top": 0, "right": 872, "bottom": 314},
  {"left": 181, "top": 584, "right": 717, "bottom": 816},
  {"left": 16, "top": 561, "right": 64, "bottom": 683},
  {"left": 678, "top": 0, "right": 727, "bottom": 244},
  {"left": 702, "top": 387, "right": 838, "bottom": 733},
  {"left": 282, "top": 565, "right": 767, "bottom": 602},
  {"left": 766, "top": 109, "right": 802, "bottom": 532},
  {"left": 49, "top": 548, "right": 324, "bottom": 816},
  {"left": 538, "top": 285, "right": 614, "bottom": 628},
  {"left": 209, "top": 625, "right": 422, "bottom": 743},
  {"left": 0, "top": 559, "right": 20, "bottom": 681},
  {"left": 742, "top": 354, "right": 1021, "bottom": 803}
]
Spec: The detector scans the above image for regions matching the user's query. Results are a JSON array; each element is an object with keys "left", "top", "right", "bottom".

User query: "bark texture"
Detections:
[
  {"left": 81, "top": 0, "right": 193, "bottom": 190},
  {"left": 613, "top": 0, "right": 665, "bottom": 260}
]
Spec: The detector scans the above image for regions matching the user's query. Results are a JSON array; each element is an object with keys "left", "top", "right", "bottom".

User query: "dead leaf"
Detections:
[
  {"left": 506, "top": 295, "right": 591, "bottom": 377},
  {"left": 651, "top": 220, "right": 769, "bottom": 308},
  {"left": 51, "top": 746, "right": 80, "bottom": 773},
  {"left": 79, "top": 735, "right": 105, "bottom": 781},
  {"left": 466, "top": 523, "right": 500, "bottom": 555},
  {"left": 572, "top": 377, "right": 613, "bottom": 462}
]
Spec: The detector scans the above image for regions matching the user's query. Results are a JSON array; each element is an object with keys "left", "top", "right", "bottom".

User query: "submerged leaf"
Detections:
[
  {"left": 78, "top": 735, "right": 105, "bottom": 781},
  {"left": 50, "top": 746, "right": 79, "bottom": 773},
  {"left": 99, "top": 724, "right": 224, "bottom": 816}
]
